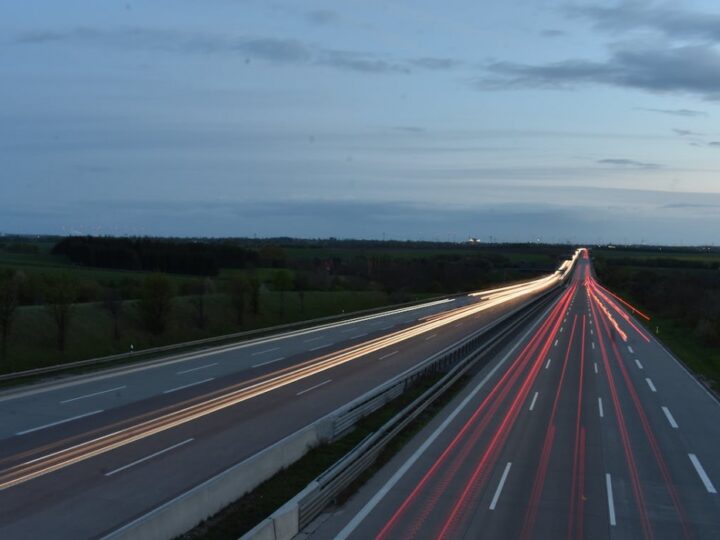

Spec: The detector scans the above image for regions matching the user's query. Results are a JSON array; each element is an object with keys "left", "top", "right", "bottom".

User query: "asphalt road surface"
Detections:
[
  {"left": 0, "top": 274, "right": 564, "bottom": 539},
  {"left": 309, "top": 251, "right": 720, "bottom": 540}
]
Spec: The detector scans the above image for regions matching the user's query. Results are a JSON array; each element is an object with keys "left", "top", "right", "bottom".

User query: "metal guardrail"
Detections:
[
  {"left": 294, "top": 286, "right": 559, "bottom": 529},
  {"left": 0, "top": 293, "right": 460, "bottom": 383}
]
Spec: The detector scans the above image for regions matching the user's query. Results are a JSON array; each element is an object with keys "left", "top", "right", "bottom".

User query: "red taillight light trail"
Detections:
[{"left": 375, "top": 284, "right": 578, "bottom": 540}]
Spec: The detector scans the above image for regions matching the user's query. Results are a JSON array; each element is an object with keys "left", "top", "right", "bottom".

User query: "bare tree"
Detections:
[
  {"left": 272, "top": 270, "right": 293, "bottom": 320},
  {"left": 102, "top": 287, "right": 123, "bottom": 339},
  {"left": 139, "top": 274, "right": 173, "bottom": 335},
  {"left": 249, "top": 276, "right": 261, "bottom": 315},
  {"left": 0, "top": 271, "right": 19, "bottom": 361},
  {"left": 228, "top": 275, "right": 248, "bottom": 325},
  {"left": 189, "top": 278, "right": 213, "bottom": 330},
  {"left": 45, "top": 274, "right": 76, "bottom": 352}
]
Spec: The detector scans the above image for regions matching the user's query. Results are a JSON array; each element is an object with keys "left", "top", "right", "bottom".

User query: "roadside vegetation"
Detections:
[
  {"left": 593, "top": 246, "right": 720, "bottom": 391},
  {"left": 0, "top": 235, "right": 569, "bottom": 374}
]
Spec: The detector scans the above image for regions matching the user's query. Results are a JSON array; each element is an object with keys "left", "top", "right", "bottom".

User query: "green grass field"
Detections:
[{"left": 0, "top": 289, "right": 396, "bottom": 373}]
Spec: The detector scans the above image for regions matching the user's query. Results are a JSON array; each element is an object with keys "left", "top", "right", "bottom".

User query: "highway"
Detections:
[
  {"left": 0, "top": 265, "right": 571, "bottom": 539},
  {"left": 310, "top": 250, "right": 720, "bottom": 540}
]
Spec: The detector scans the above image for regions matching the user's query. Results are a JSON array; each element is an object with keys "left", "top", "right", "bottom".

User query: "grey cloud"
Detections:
[
  {"left": 673, "top": 129, "right": 701, "bottom": 136},
  {"left": 237, "top": 38, "right": 310, "bottom": 63},
  {"left": 541, "top": 29, "right": 567, "bottom": 38},
  {"left": 305, "top": 9, "right": 339, "bottom": 25},
  {"left": 709, "top": 142, "right": 720, "bottom": 147},
  {"left": 477, "top": 44, "right": 720, "bottom": 99},
  {"left": 637, "top": 107, "right": 708, "bottom": 117},
  {"left": 567, "top": 2, "right": 720, "bottom": 41},
  {"left": 393, "top": 126, "right": 425, "bottom": 133},
  {"left": 409, "top": 57, "right": 461, "bottom": 70},
  {"left": 597, "top": 158, "right": 661, "bottom": 169},
  {"left": 14, "top": 26, "right": 457, "bottom": 75},
  {"left": 318, "top": 50, "right": 409, "bottom": 74},
  {"left": 664, "top": 203, "right": 720, "bottom": 209}
]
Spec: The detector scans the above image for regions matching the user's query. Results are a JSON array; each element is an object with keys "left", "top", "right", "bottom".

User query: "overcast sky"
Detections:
[{"left": 2, "top": 0, "right": 720, "bottom": 244}]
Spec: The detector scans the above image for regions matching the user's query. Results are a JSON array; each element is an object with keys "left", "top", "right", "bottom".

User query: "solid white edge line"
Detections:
[
  {"left": 176, "top": 363, "right": 218, "bottom": 375},
  {"left": 646, "top": 378, "right": 657, "bottom": 392},
  {"left": 529, "top": 391, "right": 539, "bottom": 411},
  {"left": 489, "top": 462, "right": 512, "bottom": 510},
  {"left": 333, "top": 294, "right": 559, "bottom": 540},
  {"left": 598, "top": 397, "right": 604, "bottom": 418},
  {"left": 162, "top": 378, "right": 214, "bottom": 394},
  {"left": 17, "top": 409, "right": 104, "bottom": 436},
  {"left": 251, "top": 356, "right": 286, "bottom": 368},
  {"left": 60, "top": 386, "right": 126, "bottom": 404},
  {"left": 379, "top": 351, "right": 399, "bottom": 360},
  {"left": 105, "top": 438, "right": 194, "bottom": 476},
  {"left": 606, "top": 473, "right": 617, "bottom": 526},
  {"left": 296, "top": 379, "right": 332, "bottom": 396},
  {"left": 661, "top": 406, "right": 678, "bottom": 428},
  {"left": 635, "top": 359, "right": 643, "bottom": 370},
  {"left": 688, "top": 453, "right": 717, "bottom": 494}
]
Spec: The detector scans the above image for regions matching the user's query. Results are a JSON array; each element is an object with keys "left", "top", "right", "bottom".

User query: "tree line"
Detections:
[
  {"left": 53, "top": 237, "right": 259, "bottom": 276},
  {"left": 0, "top": 269, "right": 262, "bottom": 362}
]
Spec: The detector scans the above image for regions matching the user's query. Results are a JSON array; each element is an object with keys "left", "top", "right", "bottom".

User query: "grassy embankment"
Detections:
[{"left": 592, "top": 247, "right": 720, "bottom": 392}]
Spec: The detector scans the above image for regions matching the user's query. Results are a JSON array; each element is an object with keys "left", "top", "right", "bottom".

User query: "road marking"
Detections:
[
  {"left": 594, "top": 362, "right": 598, "bottom": 374},
  {"left": 105, "top": 438, "right": 194, "bottom": 477},
  {"left": 635, "top": 359, "right": 643, "bottom": 370},
  {"left": 628, "top": 345, "right": 634, "bottom": 354},
  {"left": 554, "top": 339, "right": 558, "bottom": 347},
  {"left": 296, "top": 379, "right": 332, "bottom": 396},
  {"left": 60, "top": 386, "right": 126, "bottom": 404},
  {"left": 661, "top": 406, "right": 678, "bottom": 428},
  {"left": 598, "top": 398, "right": 604, "bottom": 418},
  {"left": 251, "top": 356, "right": 286, "bottom": 368},
  {"left": 545, "top": 358, "right": 552, "bottom": 369},
  {"left": 529, "top": 392, "right": 539, "bottom": 411},
  {"left": 177, "top": 363, "right": 217, "bottom": 375},
  {"left": 592, "top": 342, "right": 595, "bottom": 350},
  {"left": 333, "top": 295, "right": 558, "bottom": 540},
  {"left": 454, "top": 322, "right": 463, "bottom": 328},
  {"left": 251, "top": 347, "right": 280, "bottom": 356},
  {"left": 489, "top": 462, "right": 513, "bottom": 510},
  {"left": 688, "top": 454, "right": 717, "bottom": 493},
  {"left": 17, "top": 409, "right": 104, "bottom": 436},
  {"left": 379, "top": 350, "right": 399, "bottom": 360},
  {"left": 304, "top": 336, "right": 323, "bottom": 343},
  {"left": 163, "top": 378, "right": 214, "bottom": 394},
  {"left": 606, "top": 473, "right": 617, "bottom": 526},
  {"left": 590, "top": 329, "right": 594, "bottom": 335},
  {"left": 645, "top": 378, "right": 657, "bottom": 392},
  {"left": 349, "top": 333, "right": 367, "bottom": 339},
  {"left": 310, "top": 343, "right": 332, "bottom": 351},
  {"left": 380, "top": 325, "right": 394, "bottom": 331},
  {"left": 425, "top": 333, "right": 437, "bottom": 340}
]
